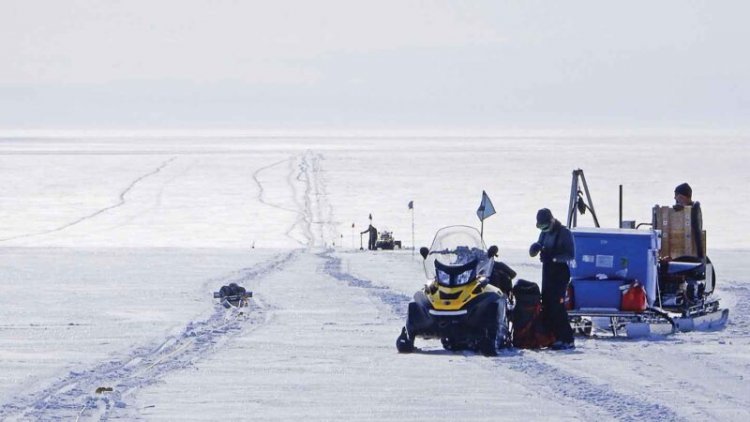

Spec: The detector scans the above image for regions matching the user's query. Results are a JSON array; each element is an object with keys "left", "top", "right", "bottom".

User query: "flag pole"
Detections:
[
  {"left": 480, "top": 208, "right": 485, "bottom": 240},
  {"left": 411, "top": 204, "right": 415, "bottom": 258}
]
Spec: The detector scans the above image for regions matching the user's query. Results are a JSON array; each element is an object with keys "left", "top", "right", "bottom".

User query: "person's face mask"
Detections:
[{"left": 537, "top": 222, "right": 550, "bottom": 232}]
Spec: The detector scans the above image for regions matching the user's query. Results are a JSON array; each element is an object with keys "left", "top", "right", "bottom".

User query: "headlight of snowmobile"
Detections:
[
  {"left": 455, "top": 269, "right": 474, "bottom": 286},
  {"left": 437, "top": 269, "right": 451, "bottom": 285}
]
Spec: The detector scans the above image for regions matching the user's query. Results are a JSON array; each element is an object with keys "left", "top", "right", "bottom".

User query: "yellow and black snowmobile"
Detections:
[{"left": 396, "top": 226, "right": 511, "bottom": 356}]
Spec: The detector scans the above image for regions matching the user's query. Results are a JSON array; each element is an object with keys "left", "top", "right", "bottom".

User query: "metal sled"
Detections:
[
  {"left": 564, "top": 169, "right": 729, "bottom": 338},
  {"left": 213, "top": 289, "right": 253, "bottom": 309}
]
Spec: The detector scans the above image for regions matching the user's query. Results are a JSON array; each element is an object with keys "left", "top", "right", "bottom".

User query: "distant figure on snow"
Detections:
[{"left": 361, "top": 224, "right": 378, "bottom": 250}]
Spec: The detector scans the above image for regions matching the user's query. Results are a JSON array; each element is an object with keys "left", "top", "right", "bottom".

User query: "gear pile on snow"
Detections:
[
  {"left": 213, "top": 283, "right": 252, "bottom": 308},
  {"left": 511, "top": 280, "right": 555, "bottom": 349}
]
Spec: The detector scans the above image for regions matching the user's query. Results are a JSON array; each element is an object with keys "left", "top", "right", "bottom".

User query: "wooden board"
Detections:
[{"left": 653, "top": 205, "right": 706, "bottom": 258}]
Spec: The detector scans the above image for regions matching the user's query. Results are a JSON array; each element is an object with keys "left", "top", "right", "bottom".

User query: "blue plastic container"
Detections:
[
  {"left": 571, "top": 278, "right": 626, "bottom": 310},
  {"left": 570, "top": 228, "right": 659, "bottom": 307}
]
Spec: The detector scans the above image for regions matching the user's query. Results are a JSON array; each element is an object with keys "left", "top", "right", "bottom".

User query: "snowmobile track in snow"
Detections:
[
  {"left": 0, "top": 156, "right": 178, "bottom": 243},
  {"left": 252, "top": 151, "right": 334, "bottom": 249},
  {"left": 320, "top": 251, "right": 411, "bottom": 317},
  {"left": 502, "top": 356, "right": 685, "bottom": 422},
  {"left": 0, "top": 250, "right": 300, "bottom": 421},
  {"left": 252, "top": 154, "right": 314, "bottom": 247}
]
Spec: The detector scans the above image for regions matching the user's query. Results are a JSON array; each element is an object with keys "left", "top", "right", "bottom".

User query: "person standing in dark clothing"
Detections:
[
  {"left": 529, "top": 208, "right": 576, "bottom": 350},
  {"left": 361, "top": 224, "right": 378, "bottom": 250}
]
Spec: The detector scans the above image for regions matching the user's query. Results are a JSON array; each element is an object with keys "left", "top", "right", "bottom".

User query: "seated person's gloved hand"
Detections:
[{"left": 529, "top": 242, "right": 542, "bottom": 257}]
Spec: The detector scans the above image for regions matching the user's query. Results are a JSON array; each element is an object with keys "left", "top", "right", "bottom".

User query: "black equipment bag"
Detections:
[{"left": 511, "top": 280, "right": 554, "bottom": 349}]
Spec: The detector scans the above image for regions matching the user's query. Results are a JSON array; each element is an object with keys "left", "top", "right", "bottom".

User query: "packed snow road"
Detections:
[
  {"left": 134, "top": 250, "right": 589, "bottom": 421},
  {"left": 3, "top": 248, "right": 746, "bottom": 421}
]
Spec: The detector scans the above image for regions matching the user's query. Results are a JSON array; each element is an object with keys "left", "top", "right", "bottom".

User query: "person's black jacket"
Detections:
[
  {"left": 535, "top": 220, "right": 575, "bottom": 264},
  {"left": 689, "top": 201, "right": 704, "bottom": 258},
  {"left": 361, "top": 225, "right": 377, "bottom": 238}
]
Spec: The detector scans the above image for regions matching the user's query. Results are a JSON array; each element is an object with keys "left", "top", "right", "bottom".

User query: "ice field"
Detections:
[{"left": 0, "top": 134, "right": 749, "bottom": 421}]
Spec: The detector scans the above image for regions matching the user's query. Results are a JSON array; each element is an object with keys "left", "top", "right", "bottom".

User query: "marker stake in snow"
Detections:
[{"left": 408, "top": 200, "right": 415, "bottom": 257}]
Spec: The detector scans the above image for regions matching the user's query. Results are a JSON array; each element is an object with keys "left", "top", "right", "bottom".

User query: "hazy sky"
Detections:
[{"left": 1, "top": 1, "right": 748, "bottom": 131}]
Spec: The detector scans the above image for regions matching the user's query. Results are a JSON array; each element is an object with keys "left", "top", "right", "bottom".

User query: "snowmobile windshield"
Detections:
[{"left": 423, "top": 226, "right": 493, "bottom": 284}]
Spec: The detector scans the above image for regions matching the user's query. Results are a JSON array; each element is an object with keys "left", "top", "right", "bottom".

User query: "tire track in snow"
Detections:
[
  {"left": 306, "top": 152, "right": 338, "bottom": 248},
  {"left": 252, "top": 158, "right": 299, "bottom": 215},
  {"left": 0, "top": 251, "right": 300, "bottom": 422},
  {"left": 113, "top": 158, "right": 197, "bottom": 229},
  {"left": 501, "top": 355, "right": 685, "bottom": 422},
  {"left": 319, "top": 251, "right": 411, "bottom": 323},
  {"left": 0, "top": 157, "right": 177, "bottom": 243},
  {"left": 252, "top": 156, "right": 312, "bottom": 247},
  {"left": 251, "top": 151, "right": 330, "bottom": 248},
  {"left": 286, "top": 155, "right": 314, "bottom": 246},
  {"left": 296, "top": 151, "right": 335, "bottom": 248}
]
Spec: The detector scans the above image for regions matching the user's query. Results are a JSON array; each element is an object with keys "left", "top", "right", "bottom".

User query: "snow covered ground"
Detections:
[{"left": 0, "top": 134, "right": 748, "bottom": 420}]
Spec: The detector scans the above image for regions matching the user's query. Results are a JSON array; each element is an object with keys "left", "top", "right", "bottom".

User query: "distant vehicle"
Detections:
[{"left": 375, "top": 230, "right": 401, "bottom": 250}]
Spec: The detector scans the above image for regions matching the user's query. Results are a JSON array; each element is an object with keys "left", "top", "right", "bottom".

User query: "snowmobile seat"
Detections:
[
  {"left": 489, "top": 261, "right": 516, "bottom": 296},
  {"left": 665, "top": 261, "right": 704, "bottom": 275}
]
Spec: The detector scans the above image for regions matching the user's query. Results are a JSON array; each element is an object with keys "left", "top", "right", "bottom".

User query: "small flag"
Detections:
[
  {"left": 408, "top": 200, "right": 413, "bottom": 209},
  {"left": 476, "top": 191, "right": 496, "bottom": 221},
  {"left": 351, "top": 222, "right": 355, "bottom": 228},
  {"left": 369, "top": 213, "right": 372, "bottom": 221}
]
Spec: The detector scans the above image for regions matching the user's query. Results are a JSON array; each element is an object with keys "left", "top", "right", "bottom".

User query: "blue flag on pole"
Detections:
[{"left": 476, "top": 191, "right": 496, "bottom": 221}]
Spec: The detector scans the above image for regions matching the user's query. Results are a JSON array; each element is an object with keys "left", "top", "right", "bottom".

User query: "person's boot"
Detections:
[{"left": 550, "top": 340, "right": 575, "bottom": 350}]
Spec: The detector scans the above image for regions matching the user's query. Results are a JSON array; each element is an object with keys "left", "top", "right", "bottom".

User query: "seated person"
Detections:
[{"left": 674, "top": 183, "right": 704, "bottom": 258}]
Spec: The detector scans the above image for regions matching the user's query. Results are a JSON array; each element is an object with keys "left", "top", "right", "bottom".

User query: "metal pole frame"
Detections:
[
  {"left": 567, "top": 169, "right": 600, "bottom": 228},
  {"left": 411, "top": 205, "right": 415, "bottom": 257}
]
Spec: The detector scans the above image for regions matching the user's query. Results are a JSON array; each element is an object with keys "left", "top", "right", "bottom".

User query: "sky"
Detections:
[{"left": 1, "top": 1, "right": 749, "bottom": 131}]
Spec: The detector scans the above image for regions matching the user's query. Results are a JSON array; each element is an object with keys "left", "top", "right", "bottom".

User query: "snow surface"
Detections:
[{"left": 0, "top": 135, "right": 748, "bottom": 421}]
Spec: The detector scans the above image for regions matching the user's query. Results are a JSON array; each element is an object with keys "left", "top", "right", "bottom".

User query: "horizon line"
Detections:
[{"left": 2, "top": 127, "right": 749, "bottom": 139}]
